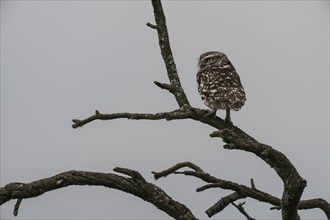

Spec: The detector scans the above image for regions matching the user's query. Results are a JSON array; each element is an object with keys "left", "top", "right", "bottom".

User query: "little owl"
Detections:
[{"left": 197, "top": 51, "right": 246, "bottom": 123}]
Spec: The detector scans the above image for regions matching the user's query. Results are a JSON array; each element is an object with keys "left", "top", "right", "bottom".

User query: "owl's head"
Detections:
[{"left": 198, "top": 51, "right": 229, "bottom": 69}]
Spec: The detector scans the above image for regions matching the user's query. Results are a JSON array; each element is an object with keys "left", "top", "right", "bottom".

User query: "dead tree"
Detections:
[{"left": 1, "top": 1, "right": 329, "bottom": 219}]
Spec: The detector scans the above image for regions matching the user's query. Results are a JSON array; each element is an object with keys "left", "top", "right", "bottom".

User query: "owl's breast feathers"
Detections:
[{"left": 197, "top": 66, "right": 246, "bottom": 111}]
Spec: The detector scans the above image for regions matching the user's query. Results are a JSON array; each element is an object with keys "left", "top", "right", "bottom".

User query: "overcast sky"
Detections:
[{"left": 1, "top": 1, "right": 329, "bottom": 219}]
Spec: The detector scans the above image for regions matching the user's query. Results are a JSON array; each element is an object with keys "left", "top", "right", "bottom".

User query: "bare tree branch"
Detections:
[
  {"left": 153, "top": 161, "right": 204, "bottom": 179},
  {"left": 0, "top": 169, "right": 197, "bottom": 220},
  {"left": 153, "top": 162, "right": 280, "bottom": 204},
  {"left": 146, "top": 22, "right": 157, "bottom": 29},
  {"left": 71, "top": 106, "right": 233, "bottom": 130},
  {"left": 268, "top": 198, "right": 330, "bottom": 218},
  {"left": 154, "top": 80, "right": 174, "bottom": 92},
  {"left": 206, "top": 192, "right": 245, "bottom": 217},
  {"left": 298, "top": 199, "right": 330, "bottom": 219},
  {"left": 250, "top": 178, "right": 256, "bottom": 189},
  {"left": 210, "top": 130, "right": 307, "bottom": 220},
  {"left": 151, "top": 0, "right": 191, "bottom": 109},
  {"left": 153, "top": 162, "right": 330, "bottom": 219},
  {"left": 231, "top": 202, "right": 255, "bottom": 220},
  {"left": 13, "top": 199, "right": 22, "bottom": 216},
  {"left": 72, "top": 109, "right": 194, "bottom": 129}
]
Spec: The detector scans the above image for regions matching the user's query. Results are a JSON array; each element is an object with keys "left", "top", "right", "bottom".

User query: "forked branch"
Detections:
[
  {"left": 153, "top": 162, "right": 330, "bottom": 219},
  {"left": 0, "top": 169, "right": 197, "bottom": 220},
  {"left": 232, "top": 202, "right": 256, "bottom": 220}
]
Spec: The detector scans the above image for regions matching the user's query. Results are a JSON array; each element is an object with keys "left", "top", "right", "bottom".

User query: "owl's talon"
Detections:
[
  {"left": 224, "top": 109, "right": 233, "bottom": 125},
  {"left": 180, "top": 104, "right": 191, "bottom": 112},
  {"left": 224, "top": 117, "right": 233, "bottom": 125}
]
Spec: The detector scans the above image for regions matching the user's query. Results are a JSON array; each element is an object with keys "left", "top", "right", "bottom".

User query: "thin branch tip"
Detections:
[
  {"left": 114, "top": 167, "right": 146, "bottom": 181},
  {"left": 250, "top": 178, "right": 256, "bottom": 189},
  {"left": 154, "top": 81, "right": 173, "bottom": 91},
  {"left": 72, "top": 119, "right": 82, "bottom": 129},
  {"left": 270, "top": 206, "right": 281, "bottom": 210},
  {"left": 232, "top": 201, "right": 255, "bottom": 220},
  {"left": 146, "top": 22, "right": 157, "bottom": 29},
  {"left": 13, "top": 199, "right": 22, "bottom": 216},
  {"left": 72, "top": 119, "right": 81, "bottom": 124}
]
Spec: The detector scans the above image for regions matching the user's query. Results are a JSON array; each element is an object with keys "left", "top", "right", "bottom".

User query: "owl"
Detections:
[{"left": 197, "top": 51, "right": 246, "bottom": 123}]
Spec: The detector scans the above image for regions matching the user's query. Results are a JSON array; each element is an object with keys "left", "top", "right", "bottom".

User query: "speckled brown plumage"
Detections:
[{"left": 197, "top": 51, "right": 246, "bottom": 123}]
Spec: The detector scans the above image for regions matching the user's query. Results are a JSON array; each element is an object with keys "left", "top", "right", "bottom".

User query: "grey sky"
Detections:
[{"left": 1, "top": 1, "right": 329, "bottom": 219}]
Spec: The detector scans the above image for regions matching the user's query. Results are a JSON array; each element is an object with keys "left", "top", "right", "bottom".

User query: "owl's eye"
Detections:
[{"left": 206, "top": 58, "right": 214, "bottom": 62}]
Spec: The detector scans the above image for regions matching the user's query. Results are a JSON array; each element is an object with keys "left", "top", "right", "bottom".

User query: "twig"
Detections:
[
  {"left": 13, "top": 199, "right": 22, "bottom": 216},
  {"left": 206, "top": 192, "right": 245, "bottom": 217},
  {"left": 72, "top": 109, "right": 193, "bottom": 128},
  {"left": 154, "top": 81, "right": 174, "bottom": 92},
  {"left": 270, "top": 205, "right": 281, "bottom": 210},
  {"left": 113, "top": 167, "right": 146, "bottom": 182},
  {"left": 152, "top": 161, "right": 204, "bottom": 180},
  {"left": 146, "top": 22, "right": 157, "bottom": 29},
  {"left": 232, "top": 202, "right": 255, "bottom": 220},
  {"left": 250, "top": 178, "right": 256, "bottom": 189}
]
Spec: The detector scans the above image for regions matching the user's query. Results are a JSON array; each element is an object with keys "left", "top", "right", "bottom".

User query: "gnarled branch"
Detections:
[
  {"left": 153, "top": 162, "right": 330, "bottom": 219},
  {"left": 210, "top": 130, "right": 307, "bottom": 220},
  {"left": 0, "top": 168, "right": 197, "bottom": 220}
]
